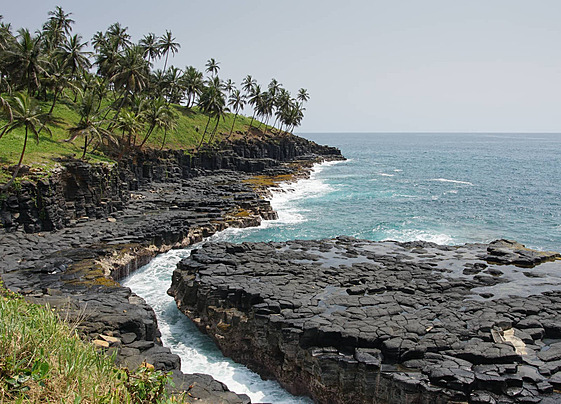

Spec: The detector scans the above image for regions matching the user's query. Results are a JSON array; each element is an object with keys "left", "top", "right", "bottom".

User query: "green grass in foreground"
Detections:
[{"left": 0, "top": 283, "right": 179, "bottom": 403}]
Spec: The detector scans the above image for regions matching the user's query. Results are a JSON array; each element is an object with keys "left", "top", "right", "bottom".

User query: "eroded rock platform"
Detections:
[{"left": 169, "top": 237, "right": 561, "bottom": 403}]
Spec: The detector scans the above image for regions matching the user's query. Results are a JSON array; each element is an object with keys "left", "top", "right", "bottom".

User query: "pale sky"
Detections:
[{"left": 3, "top": 1, "right": 561, "bottom": 133}]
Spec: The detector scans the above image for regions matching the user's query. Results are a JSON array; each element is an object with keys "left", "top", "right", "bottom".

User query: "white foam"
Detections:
[
  {"left": 379, "top": 173, "right": 394, "bottom": 177},
  {"left": 381, "top": 229, "right": 455, "bottom": 245},
  {"left": 123, "top": 249, "right": 311, "bottom": 403},
  {"left": 266, "top": 161, "right": 339, "bottom": 226},
  {"left": 431, "top": 178, "right": 474, "bottom": 186},
  {"left": 393, "top": 169, "right": 403, "bottom": 172},
  {"left": 122, "top": 161, "right": 342, "bottom": 403}
]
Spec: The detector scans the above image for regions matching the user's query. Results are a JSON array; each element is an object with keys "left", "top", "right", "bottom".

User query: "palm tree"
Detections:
[
  {"left": 139, "top": 33, "right": 160, "bottom": 62},
  {"left": 164, "top": 66, "right": 184, "bottom": 104},
  {"left": 205, "top": 58, "right": 220, "bottom": 77},
  {"left": 272, "top": 88, "right": 291, "bottom": 132},
  {"left": 108, "top": 45, "right": 150, "bottom": 122},
  {"left": 297, "top": 88, "right": 310, "bottom": 106},
  {"left": 256, "top": 91, "right": 274, "bottom": 129},
  {"left": 288, "top": 104, "right": 305, "bottom": 133},
  {"left": 106, "top": 23, "right": 131, "bottom": 52},
  {"left": 181, "top": 66, "right": 204, "bottom": 108},
  {"left": 158, "top": 30, "right": 180, "bottom": 71},
  {"left": 0, "top": 77, "right": 13, "bottom": 122},
  {"left": 158, "top": 111, "right": 178, "bottom": 151},
  {"left": 138, "top": 97, "right": 173, "bottom": 147},
  {"left": 114, "top": 109, "right": 143, "bottom": 153},
  {"left": 224, "top": 79, "right": 235, "bottom": 95},
  {"left": 241, "top": 75, "right": 256, "bottom": 95},
  {"left": 149, "top": 69, "right": 168, "bottom": 98},
  {"left": 277, "top": 100, "right": 304, "bottom": 135},
  {"left": 43, "top": 60, "right": 73, "bottom": 115},
  {"left": 0, "top": 17, "right": 15, "bottom": 52},
  {"left": 268, "top": 78, "right": 281, "bottom": 98},
  {"left": 246, "top": 83, "right": 262, "bottom": 132},
  {"left": 56, "top": 34, "right": 91, "bottom": 79},
  {"left": 3, "top": 28, "right": 46, "bottom": 94},
  {"left": 67, "top": 93, "right": 110, "bottom": 158},
  {"left": 42, "top": 6, "right": 74, "bottom": 53},
  {"left": 0, "top": 92, "right": 51, "bottom": 190},
  {"left": 197, "top": 80, "right": 226, "bottom": 148},
  {"left": 227, "top": 89, "right": 245, "bottom": 139}
]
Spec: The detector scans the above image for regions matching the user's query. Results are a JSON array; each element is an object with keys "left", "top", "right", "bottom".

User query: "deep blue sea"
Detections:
[{"left": 124, "top": 133, "right": 561, "bottom": 403}]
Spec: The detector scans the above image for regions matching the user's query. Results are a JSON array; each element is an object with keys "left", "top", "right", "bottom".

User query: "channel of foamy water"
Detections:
[{"left": 122, "top": 162, "right": 336, "bottom": 403}]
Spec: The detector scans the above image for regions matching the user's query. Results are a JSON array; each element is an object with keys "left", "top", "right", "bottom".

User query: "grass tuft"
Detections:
[{"left": 0, "top": 282, "right": 178, "bottom": 403}]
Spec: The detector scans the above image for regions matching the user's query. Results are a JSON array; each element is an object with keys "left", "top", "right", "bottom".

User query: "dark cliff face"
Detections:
[{"left": 0, "top": 136, "right": 342, "bottom": 233}]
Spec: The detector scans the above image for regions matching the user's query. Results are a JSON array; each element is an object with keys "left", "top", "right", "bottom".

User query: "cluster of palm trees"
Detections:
[{"left": 0, "top": 7, "right": 310, "bottom": 186}]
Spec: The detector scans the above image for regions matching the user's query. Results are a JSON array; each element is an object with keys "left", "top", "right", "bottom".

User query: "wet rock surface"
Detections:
[
  {"left": 1, "top": 170, "right": 283, "bottom": 403},
  {"left": 169, "top": 237, "right": 561, "bottom": 403},
  {"left": 0, "top": 135, "right": 342, "bottom": 402}
]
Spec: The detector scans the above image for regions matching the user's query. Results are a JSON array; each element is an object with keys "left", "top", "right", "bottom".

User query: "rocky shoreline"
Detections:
[
  {"left": 169, "top": 237, "right": 561, "bottom": 403},
  {"left": 0, "top": 136, "right": 343, "bottom": 403}
]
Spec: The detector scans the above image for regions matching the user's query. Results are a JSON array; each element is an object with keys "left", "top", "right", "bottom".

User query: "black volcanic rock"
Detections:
[
  {"left": 169, "top": 238, "right": 561, "bottom": 403},
  {"left": 1, "top": 132, "right": 345, "bottom": 403}
]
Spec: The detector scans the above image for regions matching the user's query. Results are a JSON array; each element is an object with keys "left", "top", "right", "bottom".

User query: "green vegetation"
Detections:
[
  {"left": 0, "top": 7, "right": 311, "bottom": 187},
  {"left": 0, "top": 282, "right": 178, "bottom": 403}
]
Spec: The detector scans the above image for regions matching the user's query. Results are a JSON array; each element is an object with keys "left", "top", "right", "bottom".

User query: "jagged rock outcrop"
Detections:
[{"left": 169, "top": 237, "right": 561, "bottom": 403}]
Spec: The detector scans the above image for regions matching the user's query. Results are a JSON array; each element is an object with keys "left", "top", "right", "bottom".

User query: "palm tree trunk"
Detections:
[
  {"left": 272, "top": 116, "right": 279, "bottom": 132},
  {"left": 198, "top": 114, "right": 212, "bottom": 149},
  {"left": 160, "top": 127, "right": 168, "bottom": 150},
  {"left": 2, "top": 127, "right": 28, "bottom": 191},
  {"left": 208, "top": 117, "right": 220, "bottom": 145},
  {"left": 228, "top": 112, "right": 238, "bottom": 139},
  {"left": 81, "top": 134, "right": 88, "bottom": 159},
  {"left": 48, "top": 90, "right": 59, "bottom": 116},
  {"left": 247, "top": 111, "right": 256, "bottom": 133},
  {"left": 163, "top": 52, "right": 169, "bottom": 71},
  {"left": 139, "top": 124, "right": 156, "bottom": 148}
]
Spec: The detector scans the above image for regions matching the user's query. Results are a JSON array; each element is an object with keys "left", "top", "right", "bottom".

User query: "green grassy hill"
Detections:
[{"left": 0, "top": 97, "right": 270, "bottom": 184}]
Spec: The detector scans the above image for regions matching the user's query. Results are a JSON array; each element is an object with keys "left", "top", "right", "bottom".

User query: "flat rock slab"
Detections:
[{"left": 170, "top": 237, "right": 561, "bottom": 404}]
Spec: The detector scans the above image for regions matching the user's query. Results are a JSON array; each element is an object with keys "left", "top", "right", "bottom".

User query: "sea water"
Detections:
[{"left": 123, "top": 133, "right": 561, "bottom": 402}]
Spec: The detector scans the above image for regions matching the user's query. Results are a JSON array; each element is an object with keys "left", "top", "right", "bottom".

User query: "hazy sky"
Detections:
[{"left": 3, "top": 1, "right": 561, "bottom": 133}]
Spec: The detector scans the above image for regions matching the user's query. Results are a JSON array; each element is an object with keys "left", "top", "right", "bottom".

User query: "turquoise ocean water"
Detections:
[
  {"left": 124, "top": 133, "right": 561, "bottom": 402},
  {"left": 226, "top": 132, "right": 561, "bottom": 251}
]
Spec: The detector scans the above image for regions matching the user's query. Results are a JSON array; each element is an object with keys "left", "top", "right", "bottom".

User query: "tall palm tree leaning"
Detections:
[
  {"left": 227, "top": 89, "right": 245, "bottom": 139},
  {"left": 0, "top": 92, "right": 51, "bottom": 190},
  {"left": 158, "top": 30, "right": 180, "bottom": 71}
]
